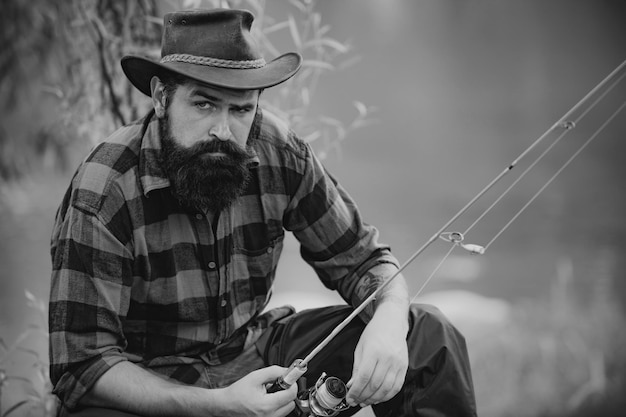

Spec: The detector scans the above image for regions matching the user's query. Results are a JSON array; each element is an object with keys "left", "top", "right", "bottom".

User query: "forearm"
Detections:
[
  {"left": 80, "top": 361, "right": 220, "bottom": 417},
  {"left": 346, "top": 266, "right": 411, "bottom": 407},
  {"left": 372, "top": 269, "right": 410, "bottom": 336},
  {"left": 352, "top": 262, "right": 410, "bottom": 331}
]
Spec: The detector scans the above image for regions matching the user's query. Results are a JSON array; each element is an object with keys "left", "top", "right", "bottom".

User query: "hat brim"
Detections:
[{"left": 121, "top": 52, "right": 302, "bottom": 96}]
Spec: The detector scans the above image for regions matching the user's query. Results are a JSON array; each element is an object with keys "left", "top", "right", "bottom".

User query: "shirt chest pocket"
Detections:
[{"left": 230, "top": 233, "right": 284, "bottom": 303}]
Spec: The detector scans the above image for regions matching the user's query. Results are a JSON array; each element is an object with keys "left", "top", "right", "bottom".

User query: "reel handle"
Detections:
[{"left": 266, "top": 359, "right": 307, "bottom": 393}]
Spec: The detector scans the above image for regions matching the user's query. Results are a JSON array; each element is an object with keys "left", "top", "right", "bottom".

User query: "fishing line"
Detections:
[
  {"left": 410, "top": 244, "right": 457, "bottom": 303},
  {"left": 482, "top": 100, "right": 626, "bottom": 250},
  {"left": 415, "top": 99, "right": 626, "bottom": 302},
  {"left": 268, "top": 60, "right": 626, "bottom": 395},
  {"left": 413, "top": 63, "right": 626, "bottom": 303},
  {"left": 461, "top": 64, "right": 626, "bottom": 245}
]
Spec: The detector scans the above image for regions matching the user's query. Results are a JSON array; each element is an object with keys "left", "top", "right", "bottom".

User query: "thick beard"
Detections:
[{"left": 158, "top": 112, "right": 254, "bottom": 213}]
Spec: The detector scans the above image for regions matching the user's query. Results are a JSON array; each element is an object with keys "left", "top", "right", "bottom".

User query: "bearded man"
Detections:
[{"left": 49, "top": 8, "right": 477, "bottom": 417}]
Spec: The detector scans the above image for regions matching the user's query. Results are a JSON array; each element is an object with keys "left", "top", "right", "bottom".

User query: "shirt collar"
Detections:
[{"left": 138, "top": 111, "right": 170, "bottom": 197}]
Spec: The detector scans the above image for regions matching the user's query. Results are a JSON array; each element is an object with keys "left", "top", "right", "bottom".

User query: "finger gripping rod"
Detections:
[
  {"left": 267, "top": 254, "right": 416, "bottom": 394},
  {"left": 266, "top": 227, "right": 443, "bottom": 395}
]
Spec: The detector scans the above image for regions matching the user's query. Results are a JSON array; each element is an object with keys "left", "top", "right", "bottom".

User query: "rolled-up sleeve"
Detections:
[
  {"left": 284, "top": 143, "right": 400, "bottom": 307},
  {"left": 49, "top": 192, "right": 133, "bottom": 409}
]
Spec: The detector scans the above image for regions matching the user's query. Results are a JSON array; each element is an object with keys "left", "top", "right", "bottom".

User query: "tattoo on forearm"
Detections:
[{"left": 354, "top": 271, "right": 384, "bottom": 317}]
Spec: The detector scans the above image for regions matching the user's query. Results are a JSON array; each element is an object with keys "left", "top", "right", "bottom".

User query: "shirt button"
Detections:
[
  {"left": 266, "top": 247, "right": 273, "bottom": 254},
  {"left": 195, "top": 213, "right": 203, "bottom": 220},
  {"left": 208, "top": 261, "right": 216, "bottom": 269},
  {"left": 220, "top": 299, "right": 227, "bottom": 307}
]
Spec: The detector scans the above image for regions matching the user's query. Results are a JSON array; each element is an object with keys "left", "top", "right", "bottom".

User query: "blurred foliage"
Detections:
[
  {"left": 0, "top": 0, "right": 162, "bottom": 181},
  {"left": 471, "top": 283, "right": 626, "bottom": 417},
  {"left": 0, "top": 292, "right": 55, "bottom": 417}
]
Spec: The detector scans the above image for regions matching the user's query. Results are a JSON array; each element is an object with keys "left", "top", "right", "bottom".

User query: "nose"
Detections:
[{"left": 209, "top": 114, "right": 233, "bottom": 142}]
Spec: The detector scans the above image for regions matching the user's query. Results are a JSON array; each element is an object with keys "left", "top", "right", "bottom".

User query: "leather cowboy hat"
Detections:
[{"left": 121, "top": 8, "right": 302, "bottom": 96}]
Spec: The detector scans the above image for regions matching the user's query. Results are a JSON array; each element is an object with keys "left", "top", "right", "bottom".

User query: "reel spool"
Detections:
[{"left": 294, "top": 373, "right": 350, "bottom": 417}]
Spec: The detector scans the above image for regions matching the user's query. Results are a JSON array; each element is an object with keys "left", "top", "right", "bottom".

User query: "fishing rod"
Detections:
[{"left": 267, "top": 59, "right": 626, "bottom": 416}]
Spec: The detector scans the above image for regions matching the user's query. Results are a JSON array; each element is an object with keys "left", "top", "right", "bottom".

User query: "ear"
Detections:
[{"left": 150, "top": 76, "right": 166, "bottom": 118}]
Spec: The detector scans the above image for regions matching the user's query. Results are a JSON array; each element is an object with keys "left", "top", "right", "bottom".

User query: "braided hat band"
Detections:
[{"left": 160, "top": 54, "right": 267, "bottom": 69}]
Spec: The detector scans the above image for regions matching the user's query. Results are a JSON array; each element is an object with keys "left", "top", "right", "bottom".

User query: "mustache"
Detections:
[{"left": 186, "top": 139, "right": 255, "bottom": 164}]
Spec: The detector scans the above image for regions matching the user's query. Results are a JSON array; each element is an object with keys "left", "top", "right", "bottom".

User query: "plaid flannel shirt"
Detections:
[{"left": 49, "top": 108, "right": 399, "bottom": 408}]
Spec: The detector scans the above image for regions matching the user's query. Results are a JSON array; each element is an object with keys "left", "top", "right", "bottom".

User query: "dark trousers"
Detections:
[
  {"left": 257, "top": 304, "right": 477, "bottom": 417},
  {"left": 61, "top": 304, "right": 477, "bottom": 416}
]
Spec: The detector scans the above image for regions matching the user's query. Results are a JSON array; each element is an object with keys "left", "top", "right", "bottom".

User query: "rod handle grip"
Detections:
[
  {"left": 266, "top": 359, "right": 307, "bottom": 393},
  {"left": 266, "top": 379, "right": 286, "bottom": 393}
]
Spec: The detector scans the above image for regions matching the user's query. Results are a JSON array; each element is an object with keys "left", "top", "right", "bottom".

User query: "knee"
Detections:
[
  {"left": 402, "top": 304, "right": 477, "bottom": 415},
  {"left": 408, "top": 303, "right": 468, "bottom": 352}
]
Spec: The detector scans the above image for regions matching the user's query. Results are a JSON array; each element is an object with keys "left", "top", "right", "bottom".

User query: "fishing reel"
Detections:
[{"left": 293, "top": 373, "right": 350, "bottom": 417}]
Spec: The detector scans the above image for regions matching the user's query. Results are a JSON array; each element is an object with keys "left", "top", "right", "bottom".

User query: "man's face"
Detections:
[
  {"left": 153, "top": 78, "right": 260, "bottom": 212},
  {"left": 160, "top": 80, "right": 259, "bottom": 150}
]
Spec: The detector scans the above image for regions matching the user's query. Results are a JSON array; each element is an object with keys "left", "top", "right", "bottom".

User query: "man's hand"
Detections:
[
  {"left": 219, "top": 366, "right": 298, "bottom": 417},
  {"left": 346, "top": 302, "right": 409, "bottom": 408},
  {"left": 82, "top": 361, "right": 297, "bottom": 417}
]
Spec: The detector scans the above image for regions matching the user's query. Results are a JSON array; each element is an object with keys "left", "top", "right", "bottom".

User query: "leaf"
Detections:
[
  {"left": 287, "top": 15, "right": 302, "bottom": 49},
  {"left": 241, "top": 0, "right": 264, "bottom": 16},
  {"left": 303, "top": 131, "right": 322, "bottom": 143},
  {"left": 304, "top": 38, "right": 350, "bottom": 54},
  {"left": 144, "top": 15, "right": 162, "bottom": 26},
  {"left": 41, "top": 85, "right": 64, "bottom": 99},
  {"left": 3, "top": 400, "right": 31, "bottom": 417},
  {"left": 182, "top": 0, "right": 206, "bottom": 9},
  {"left": 311, "top": 12, "right": 322, "bottom": 29},
  {"left": 17, "top": 347, "right": 40, "bottom": 358},
  {"left": 7, "top": 376, "right": 31, "bottom": 384},
  {"left": 37, "top": 368, "right": 47, "bottom": 383},
  {"left": 302, "top": 60, "right": 334, "bottom": 71},
  {"left": 25, "top": 290, "right": 37, "bottom": 304},
  {"left": 297, "top": 68, "right": 315, "bottom": 82},
  {"left": 337, "top": 55, "right": 362, "bottom": 71},
  {"left": 287, "top": 0, "right": 308, "bottom": 13},
  {"left": 300, "top": 87, "right": 310, "bottom": 107},
  {"left": 319, "top": 116, "right": 343, "bottom": 128},
  {"left": 312, "top": 24, "right": 331, "bottom": 37},
  {"left": 25, "top": 387, "right": 42, "bottom": 401},
  {"left": 353, "top": 101, "right": 368, "bottom": 118}
]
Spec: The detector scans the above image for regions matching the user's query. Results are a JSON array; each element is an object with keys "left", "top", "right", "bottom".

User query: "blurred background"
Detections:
[{"left": 1, "top": 0, "right": 625, "bottom": 416}]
